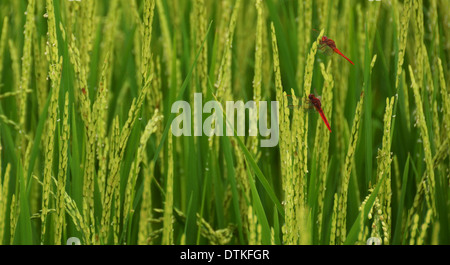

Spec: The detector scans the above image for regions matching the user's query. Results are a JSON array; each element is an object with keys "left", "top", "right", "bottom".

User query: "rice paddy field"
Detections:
[{"left": 0, "top": 0, "right": 448, "bottom": 246}]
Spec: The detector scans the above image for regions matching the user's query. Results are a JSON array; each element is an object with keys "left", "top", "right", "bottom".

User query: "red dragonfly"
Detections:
[
  {"left": 288, "top": 93, "right": 332, "bottom": 133},
  {"left": 314, "top": 30, "right": 354, "bottom": 65}
]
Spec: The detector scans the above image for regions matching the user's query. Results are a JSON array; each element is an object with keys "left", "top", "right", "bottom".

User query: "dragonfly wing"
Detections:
[
  {"left": 317, "top": 44, "right": 334, "bottom": 55},
  {"left": 288, "top": 104, "right": 303, "bottom": 110},
  {"left": 318, "top": 45, "right": 333, "bottom": 55},
  {"left": 287, "top": 104, "right": 314, "bottom": 111},
  {"left": 304, "top": 105, "right": 315, "bottom": 112},
  {"left": 303, "top": 98, "right": 314, "bottom": 111},
  {"left": 324, "top": 47, "right": 335, "bottom": 56},
  {"left": 287, "top": 95, "right": 316, "bottom": 112},
  {"left": 287, "top": 95, "right": 304, "bottom": 110}
]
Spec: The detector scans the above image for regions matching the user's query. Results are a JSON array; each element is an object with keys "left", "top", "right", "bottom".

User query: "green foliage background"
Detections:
[{"left": 0, "top": 0, "right": 448, "bottom": 245}]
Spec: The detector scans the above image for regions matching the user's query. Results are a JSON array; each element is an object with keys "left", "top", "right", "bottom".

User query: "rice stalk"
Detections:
[
  {"left": 337, "top": 91, "right": 365, "bottom": 244},
  {"left": 196, "top": 213, "right": 235, "bottom": 245},
  {"left": 100, "top": 116, "right": 120, "bottom": 243},
  {"left": 271, "top": 24, "right": 293, "bottom": 243},
  {"left": 34, "top": 35, "right": 49, "bottom": 114},
  {"left": 35, "top": 175, "right": 91, "bottom": 244},
  {"left": 150, "top": 56, "right": 164, "bottom": 164},
  {"left": 437, "top": 59, "right": 449, "bottom": 142},
  {"left": 40, "top": 72, "right": 60, "bottom": 243},
  {"left": 233, "top": 2, "right": 256, "bottom": 97},
  {"left": 356, "top": 4, "right": 365, "bottom": 63},
  {"left": 0, "top": 17, "right": 8, "bottom": 84},
  {"left": 138, "top": 159, "right": 155, "bottom": 245},
  {"left": 40, "top": 0, "right": 62, "bottom": 243},
  {"left": 304, "top": 0, "right": 312, "bottom": 55},
  {"left": 99, "top": 0, "right": 119, "bottom": 88},
  {"left": 317, "top": 0, "right": 327, "bottom": 31},
  {"left": 68, "top": 34, "right": 96, "bottom": 243},
  {"left": 55, "top": 92, "right": 70, "bottom": 244},
  {"left": 215, "top": 0, "right": 241, "bottom": 102},
  {"left": 303, "top": 29, "right": 323, "bottom": 96},
  {"left": 101, "top": 76, "right": 152, "bottom": 243},
  {"left": 429, "top": 0, "right": 440, "bottom": 61},
  {"left": 0, "top": 90, "right": 32, "bottom": 100},
  {"left": 271, "top": 22, "right": 292, "bottom": 244},
  {"left": 162, "top": 129, "right": 174, "bottom": 245},
  {"left": 408, "top": 213, "right": 420, "bottom": 245},
  {"left": 233, "top": 141, "right": 250, "bottom": 238},
  {"left": 248, "top": 206, "right": 262, "bottom": 245},
  {"left": 0, "top": 164, "right": 11, "bottom": 244},
  {"left": 395, "top": 0, "right": 412, "bottom": 131},
  {"left": 294, "top": 33, "right": 325, "bottom": 228},
  {"left": 412, "top": 0, "right": 424, "bottom": 89},
  {"left": 156, "top": 0, "right": 173, "bottom": 79},
  {"left": 131, "top": 0, "right": 142, "bottom": 85},
  {"left": 291, "top": 29, "right": 324, "bottom": 244},
  {"left": 63, "top": 192, "right": 89, "bottom": 243},
  {"left": 416, "top": 209, "right": 433, "bottom": 245},
  {"left": 327, "top": 0, "right": 339, "bottom": 38},
  {"left": 408, "top": 65, "right": 436, "bottom": 215},
  {"left": 214, "top": 0, "right": 231, "bottom": 78},
  {"left": 296, "top": 0, "right": 305, "bottom": 87},
  {"left": 357, "top": 189, "right": 373, "bottom": 244},
  {"left": 422, "top": 48, "right": 440, "bottom": 147},
  {"left": 8, "top": 39, "right": 21, "bottom": 104},
  {"left": 296, "top": 27, "right": 325, "bottom": 207},
  {"left": 93, "top": 53, "right": 111, "bottom": 203},
  {"left": 329, "top": 193, "right": 339, "bottom": 245},
  {"left": 280, "top": 90, "right": 295, "bottom": 245},
  {"left": 18, "top": 0, "right": 35, "bottom": 132},
  {"left": 243, "top": 0, "right": 264, "bottom": 167},
  {"left": 395, "top": 0, "right": 411, "bottom": 84},
  {"left": 316, "top": 62, "right": 334, "bottom": 240},
  {"left": 194, "top": 0, "right": 208, "bottom": 95},
  {"left": 124, "top": 110, "right": 163, "bottom": 223},
  {"left": 10, "top": 194, "right": 19, "bottom": 244},
  {"left": 250, "top": 0, "right": 264, "bottom": 157},
  {"left": 79, "top": 0, "right": 95, "bottom": 75},
  {"left": 141, "top": 0, "right": 156, "bottom": 84},
  {"left": 366, "top": 0, "right": 380, "bottom": 52},
  {"left": 0, "top": 114, "right": 31, "bottom": 143},
  {"left": 375, "top": 96, "right": 395, "bottom": 244}
]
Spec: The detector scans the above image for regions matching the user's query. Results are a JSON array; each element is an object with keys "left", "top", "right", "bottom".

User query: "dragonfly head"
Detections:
[{"left": 308, "top": 94, "right": 314, "bottom": 100}]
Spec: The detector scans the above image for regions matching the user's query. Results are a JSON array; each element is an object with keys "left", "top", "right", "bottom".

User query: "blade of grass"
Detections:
[
  {"left": 392, "top": 153, "right": 410, "bottom": 244},
  {"left": 344, "top": 172, "right": 387, "bottom": 245},
  {"left": 246, "top": 163, "right": 271, "bottom": 245},
  {"left": 15, "top": 160, "right": 33, "bottom": 244},
  {"left": 363, "top": 26, "right": 373, "bottom": 189},
  {"left": 221, "top": 136, "right": 244, "bottom": 244},
  {"left": 25, "top": 94, "right": 51, "bottom": 194},
  {"left": 206, "top": 78, "right": 284, "bottom": 219},
  {"left": 151, "top": 21, "right": 212, "bottom": 164}
]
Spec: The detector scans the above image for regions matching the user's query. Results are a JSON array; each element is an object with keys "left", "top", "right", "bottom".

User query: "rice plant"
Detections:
[{"left": 0, "top": 0, "right": 448, "bottom": 245}]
